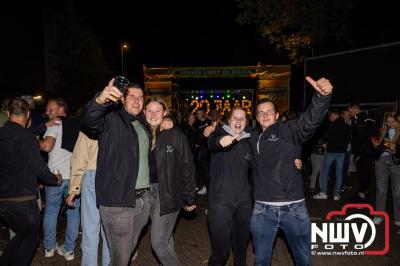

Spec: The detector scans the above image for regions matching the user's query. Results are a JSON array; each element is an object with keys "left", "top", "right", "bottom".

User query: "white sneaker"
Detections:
[
  {"left": 373, "top": 216, "right": 383, "bottom": 225},
  {"left": 395, "top": 221, "right": 400, "bottom": 227},
  {"left": 334, "top": 195, "right": 341, "bottom": 201},
  {"left": 44, "top": 243, "right": 58, "bottom": 258},
  {"left": 197, "top": 186, "right": 207, "bottom": 195},
  {"left": 313, "top": 192, "right": 328, "bottom": 200},
  {"left": 57, "top": 245, "right": 74, "bottom": 261}
]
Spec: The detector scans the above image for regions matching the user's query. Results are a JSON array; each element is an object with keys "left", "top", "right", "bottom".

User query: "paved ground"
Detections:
[{"left": 1, "top": 173, "right": 400, "bottom": 265}]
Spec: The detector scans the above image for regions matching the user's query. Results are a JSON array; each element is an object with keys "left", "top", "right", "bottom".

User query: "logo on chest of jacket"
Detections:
[
  {"left": 244, "top": 153, "right": 251, "bottom": 160},
  {"left": 267, "top": 134, "right": 280, "bottom": 142},
  {"left": 166, "top": 145, "right": 174, "bottom": 153}
]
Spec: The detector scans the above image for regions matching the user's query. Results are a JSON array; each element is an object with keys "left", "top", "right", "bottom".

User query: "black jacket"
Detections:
[
  {"left": 351, "top": 112, "right": 378, "bottom": 158},
  {"left": 153, "top": 128, "right": 196, "bottom": 215},
  {"left": 81, "top": 97, "right": 149, "bottom": 207},
  {"left": 0, "top": 121, "right": 57, "bottom": 199},
  {"left": 208, "top": 126, "right": 252, "bottom": 205},
  {"left": 323, "top": 118, "right": 351, "bottom": 153},
  {"left": 250, "top": 93, "right": 331, "bottom": 202}
]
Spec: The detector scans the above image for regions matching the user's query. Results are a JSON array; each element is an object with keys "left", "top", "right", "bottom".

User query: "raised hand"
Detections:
[
  {"left": 183, "top": 204, "right": 196, "bottom": 212},
  {"left": 305, "top": 76, "right": 333, "bottom": 96},
  {"left": 96, "top": 78, "right": 123, "bottom": 104},
  {"left": 219, "top": 134, "right": 239, "bottom": 147},
  {"left": 203, "top": 121, "right": 217, "bottom": 138},
  {"left": 160, "top": 118, "right": 173, "bottom": 131}
]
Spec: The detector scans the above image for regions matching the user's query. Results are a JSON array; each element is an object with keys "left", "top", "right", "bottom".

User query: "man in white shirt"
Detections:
[{"left": 40, "top": 98, "right": 80, "bottom": 261}]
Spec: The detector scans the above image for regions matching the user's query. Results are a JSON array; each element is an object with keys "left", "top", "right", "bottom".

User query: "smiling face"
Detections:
[
  {"left": 122, "top": 87, "right": 144, "bottom": 116},
  {"left": 187, "top": 113, "right": 195, "bottom": 126},
  {"left": 256, "top": 102, "right": 279, "bottom": 130},
  {"left": 229, "top": 109, "right": 247, "bottom": 135},
  {"left": 386, "top": 117, "right": 398, "bottom": 129},
  {"left": 144, "top": 101, "right": 167, "bottom": 128},
  {"left": 46, "top": 101, "right": 66, "bottom": 119}
]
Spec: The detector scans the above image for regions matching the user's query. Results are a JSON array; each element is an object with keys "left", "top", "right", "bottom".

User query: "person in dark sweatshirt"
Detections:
[
  {"left": 0, "top": 98, "right": 61, "bottom": 266},
  {"left": 141, "top": 97, "right": 196, "bottom": 265},
  {"left": 207, "top": 106, "right": 253, "bottom": 266},
  {"left": 81, "top": 79, "right": 173, "bottom": 265},
  {"left": 347, "top": 103, "right": 379, "bottom": 202},
  {"left": 250, "top": 76, "right": 332, "bottom": 266},
  {"left": 313, "top": 109, "right": 351, "bottom": 201},
  {"left": 203, "top": 105, "right": 304, "bottom": 266}
]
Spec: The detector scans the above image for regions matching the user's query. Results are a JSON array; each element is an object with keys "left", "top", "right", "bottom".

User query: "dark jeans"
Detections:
[
  {"left": 99, "top": 192, "right": 151, "bottom": 266},
  {"left": 375, "top": 156, "right": 400, "bottom": 222},
  {"left": 355, "top": 155, "right": 374, "bottom": 193},
  {"left": 208, "top": 202, "right": 252, "bottom": 266},
  {"left": 250, "top": 201, "right": 311, "bottom": 266},
  {"left": 342, "top": 151, "right": 351, "bottom": 186},
  {"left": 149, "top": 183, "right": 180, "bottom": 266},
  {"left": 0, "top": 199, "right": 40, "bottom": 266}
]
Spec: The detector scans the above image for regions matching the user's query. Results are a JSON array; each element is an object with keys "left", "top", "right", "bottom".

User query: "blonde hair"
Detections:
[
  {"left": 379, "top": 112, "right": 400, "bottom": 144},
  {"left": 144, "top": 97, "right": 169, "bottom": 150}
]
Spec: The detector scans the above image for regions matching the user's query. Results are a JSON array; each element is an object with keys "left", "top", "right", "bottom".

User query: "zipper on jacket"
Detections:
[{"left": 257, "top": 131, "right": 264, "bottom": 154}]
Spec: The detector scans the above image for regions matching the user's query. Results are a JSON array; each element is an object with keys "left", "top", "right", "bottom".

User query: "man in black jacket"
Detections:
[
  {"left": 347, "top": 103, "right": 378, "bottom": 202},
  {"left": 250, "top": 76, "right": 332, "bottom": 266},
  {"left": 313, "top": 109, "right": 351, "bottom": 201},
  {"left": 81, "top": 79, "right": 172, "bottom": 265},
  {"left": 0, "top": 98, "right": 61, "bottom": 266}
]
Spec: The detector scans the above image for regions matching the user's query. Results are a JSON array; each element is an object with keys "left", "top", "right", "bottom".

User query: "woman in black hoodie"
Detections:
[
  {"left": 143, "top": 97, "right": 196, "bottom": 266},
  {"left": 207, "top": 107, "right": 253, "bottom": 266},
  {"left": 206, "top": 107, "right": 303, "bottom": 266}
]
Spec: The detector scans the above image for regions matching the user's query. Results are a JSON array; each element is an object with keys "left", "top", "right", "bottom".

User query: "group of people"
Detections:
[
  {"left": 2, "top": 75, "right": 334, "bottom": 266},
  {"left": 308, "top": 101, "right": 400, "bottom": 232}
]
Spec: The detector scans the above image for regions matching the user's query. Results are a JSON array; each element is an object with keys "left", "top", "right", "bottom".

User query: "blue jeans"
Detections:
[
  {"left": 250, "top": 201, "right": 311, "bottom": 266},
  {"left": 43, "top": 180, "right": 80, "bottom": 252},
  {"left": 81, "top": 170, "right": 110, "bottom": 266},
  {"left": 321, "top": 153, "right": 345, "bottom": 196}
]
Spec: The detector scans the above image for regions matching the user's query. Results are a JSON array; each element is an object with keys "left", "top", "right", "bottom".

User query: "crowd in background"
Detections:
[{"left": 0, "top": 77, "right": 399, "bottom": 265}]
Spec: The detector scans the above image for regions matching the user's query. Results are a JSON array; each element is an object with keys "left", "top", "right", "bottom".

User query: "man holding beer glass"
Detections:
[{"left": 81, "top": 77, "right": 172, "bottom": 265}]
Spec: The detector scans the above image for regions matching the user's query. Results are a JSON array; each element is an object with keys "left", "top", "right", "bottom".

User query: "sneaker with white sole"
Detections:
[
  {"left": 334, "top": 195, "right": 341, "bottom": 201},
  {"left": 197, "top": 186, "right": 207, "bottom": 195},
  {"left": 44, "top": 243, "right": 58, "bottom": 258},
  {"left": 57, "top": 245, "right": 74, "bottom": 261},
  {"left": 373, "top": 216, "right": 383, "bottom": 225},
  {"left": 313, "top": 192, "right": 328, "bottom": 200}
]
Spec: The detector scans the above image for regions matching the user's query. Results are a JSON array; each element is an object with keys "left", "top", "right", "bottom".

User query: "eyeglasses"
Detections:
[{"left": 257, "top": 110, "right": 275, "bottom": 117}]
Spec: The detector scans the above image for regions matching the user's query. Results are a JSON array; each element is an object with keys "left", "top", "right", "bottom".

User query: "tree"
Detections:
[
  {"left": 236, "top": 0, "right": 359, "bottom": 63},
  {"left": 44, "top": 1, "right": 110, "bottom": 111}
]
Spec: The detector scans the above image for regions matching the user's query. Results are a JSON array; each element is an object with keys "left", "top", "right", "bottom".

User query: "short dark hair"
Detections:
[
  {"left": 348, "top": 102, "right": 360, "bottom": 109},
  {"left": 195, "top": 107, "right": 205, "bottom": 113},
  {"left": 2, "top": 98, "right": 10, "bottom": 111},
  {"left": 8, "top": 98, "right": 30, "bottom": 116},
  {"left": 257, "top": 98, "right": 279, "bottom": 113},
  {"left": 329, "top": 108, "right": 340, "bottom": 115},
  {"left": 48, "top": 98, "right": 70, "bottom": 115},
  {"left": 123, "top": 83, "right": 144, "bottom": 98}
]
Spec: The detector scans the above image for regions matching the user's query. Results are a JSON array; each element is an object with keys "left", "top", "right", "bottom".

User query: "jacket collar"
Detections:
[{"left": 222, "top": 124, "right": 250, "bottom": 140}]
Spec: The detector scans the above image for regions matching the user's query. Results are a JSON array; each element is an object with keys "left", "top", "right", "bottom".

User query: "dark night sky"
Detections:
[
  {"left": 73, "top": 0, "right": 281, "bottom": 79},
  {"left": 1, "top": 0, "right": 399, "bottom": 106}
]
